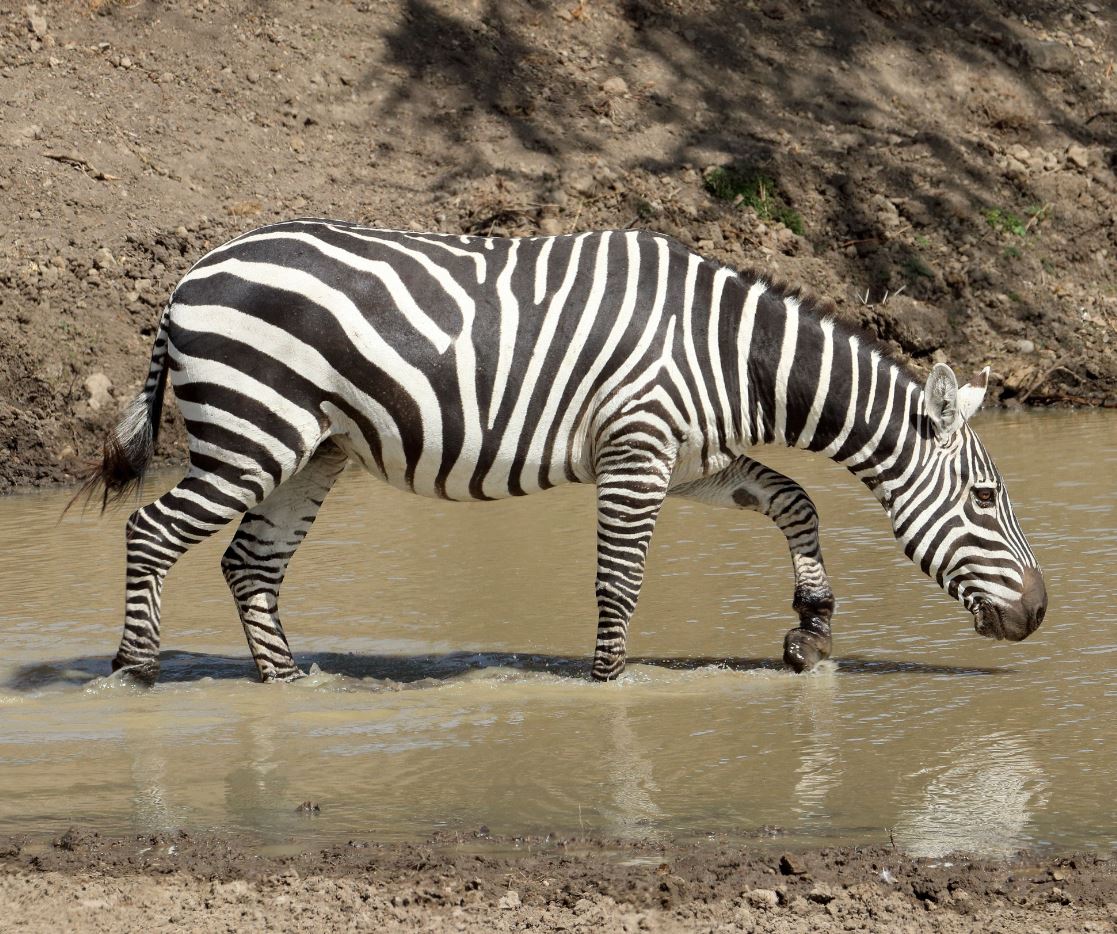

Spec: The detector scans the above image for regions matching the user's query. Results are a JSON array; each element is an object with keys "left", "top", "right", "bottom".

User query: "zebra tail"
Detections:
[{"left": 69, "top": 308, "right": 171, "bottom": 514}]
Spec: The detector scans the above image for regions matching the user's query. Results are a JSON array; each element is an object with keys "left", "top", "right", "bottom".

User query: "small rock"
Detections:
[
  {"left": 83, "top": 372, "right": 113, "bottom": 411},
  {"left": 1066, "top": 144, "right": 1090, "bottom": 169},
  {"left": 601, "top": 76, "right": 628, "bottom": 95},
  {"left": 869, "top": 193, "right": 902, "bottom": 230},
  {"left": 934, "top": 189, "right": 970, "bottom": 220},
  {"left": 28, "top": 13, "right": 47, "bottom": 37},
  {"left": 779, "top": 853, "right": 808, "bottom": 876},
  {"left": 566, "top": 173, "right": 596, "bottom": 196},
  {"left": 215, "top": 879, "right": 250, "bottom": 901},
  {"left": 1018, "top": 38, "right": 1076, "bottom": 73},
  {"left": 4, "top": 124, "right": 42, "bottom": 147},
  {"left": 498, "top": 890, "right": 521, "bottom": 910},
  {"left": 745, "top": 888, "right": 779, "bottom": 909},
  {"left": 807, "top": 883, "right": 836, "bottom": 904},
  {"left": 732, "top": 905, "right": 754, "bottom": 925},
  {"left": 1013, "top": 338, "right": 1036, "bottom": 354},
  {"left": 538, "top": 217, "right": 564, "bottom": 236},
  {"left": 94, "top": 247, "right": 116, "bottom": 269}
]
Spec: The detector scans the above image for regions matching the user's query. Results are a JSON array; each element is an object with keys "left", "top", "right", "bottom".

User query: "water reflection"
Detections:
[
  {"left": 790, "top": 668, "right": 840, "bottom": 831},
  {"left": 600, "top": 693, "right": 664, "bottom": 837},
  {"left": 893, "top": 733, "right": 1049, "bottom": 858}
]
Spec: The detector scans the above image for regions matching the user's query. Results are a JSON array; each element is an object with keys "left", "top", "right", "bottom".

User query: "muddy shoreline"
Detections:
[{"left": 2, "top": 830, "right": 1115, "bottom": 932}]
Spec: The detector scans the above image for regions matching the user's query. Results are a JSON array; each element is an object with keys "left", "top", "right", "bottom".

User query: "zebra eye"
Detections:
[{"left": 972, "top": 487, "right": 996, "bottom": 507}]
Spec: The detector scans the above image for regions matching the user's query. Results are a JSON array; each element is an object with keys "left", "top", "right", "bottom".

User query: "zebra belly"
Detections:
[{"left": 327, "top": 408, "right": 588, "bottom": 501}]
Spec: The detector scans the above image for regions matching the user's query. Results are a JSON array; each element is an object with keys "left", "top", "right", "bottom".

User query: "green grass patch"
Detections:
[
  {"left": 704, "top": 165, "right": 804, "bottom": 234},
  {"left": 984, "top": 203, "right": 1049, "bottom": 238}
]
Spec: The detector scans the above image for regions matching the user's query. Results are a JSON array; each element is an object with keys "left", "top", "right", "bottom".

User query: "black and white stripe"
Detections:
[{"left": 87, "top": 220, "right": 1046, "bottom": 684}]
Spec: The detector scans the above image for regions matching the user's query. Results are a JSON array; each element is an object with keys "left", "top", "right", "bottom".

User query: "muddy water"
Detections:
[{"left": 1, "top": 411, "right": 1114, "bottom": 856}]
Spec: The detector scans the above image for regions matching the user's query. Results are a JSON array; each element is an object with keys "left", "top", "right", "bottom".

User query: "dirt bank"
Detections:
[
  {"left": 1, "top": 830, "right": 1115, "bottom": 932},
  {"left": 2, "top": 0, "right": 1116, "bottom": 493}
]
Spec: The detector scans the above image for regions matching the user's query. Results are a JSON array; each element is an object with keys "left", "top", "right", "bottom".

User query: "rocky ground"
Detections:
[
  {"left": 2, "top": 830, "right": 1116, "bottom": 933},
  {"left": 1, "top": 0, "right": 1116, "bottom": 491}
]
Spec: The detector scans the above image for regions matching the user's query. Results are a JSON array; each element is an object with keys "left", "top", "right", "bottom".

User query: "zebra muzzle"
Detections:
[
  {"left": 972, "top": 600, "right": 1005, "bottom": 640},
  {"left": 971, "top": 568, "right": 1047, "bottom": 642}
]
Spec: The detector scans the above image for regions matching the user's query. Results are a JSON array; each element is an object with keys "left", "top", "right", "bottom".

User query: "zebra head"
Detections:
[{"left": 889, "top": 363, "right": 1047, "bottom": 642}]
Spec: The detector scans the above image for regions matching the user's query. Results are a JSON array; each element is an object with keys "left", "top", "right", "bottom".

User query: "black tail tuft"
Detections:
[{"left": 66, "top": 368, "right": 167, "bottom": 515}]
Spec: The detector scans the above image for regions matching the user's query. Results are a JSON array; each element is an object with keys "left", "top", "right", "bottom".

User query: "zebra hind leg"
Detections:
[
  {"left": 591, "top": 446, "right": 674, "bottom": 682},
  {"left": 220, "top": 440, "right": 349, "bottom": 683},
  {"left": 671, "top": 456, "right": 835, "bottom": 673},
  {"left": 115, "top": 467, "right": 270, "bottom": 685}
]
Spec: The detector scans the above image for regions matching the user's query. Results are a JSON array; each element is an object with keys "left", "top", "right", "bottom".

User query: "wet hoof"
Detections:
[
  {"left": 111, "top": 655, "right": 160, "bottom": 686},
  {"left": 783, "top": 624, "right": 832, "bottom": 673},
  {"left": 261, "top": 666, "right": 307, "bottom": 684},
  {"left": 591, "top": 653, "right": 626, "bottom": 682}
]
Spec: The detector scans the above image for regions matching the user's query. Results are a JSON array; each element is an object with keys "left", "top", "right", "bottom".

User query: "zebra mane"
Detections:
[{"left": 728, "top": 261, "right": 924, "bottom": 390}]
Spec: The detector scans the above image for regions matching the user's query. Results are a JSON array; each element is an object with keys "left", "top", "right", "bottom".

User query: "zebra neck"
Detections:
[{"left": 735, "top": 281, "right": 921, "bottom": 510}]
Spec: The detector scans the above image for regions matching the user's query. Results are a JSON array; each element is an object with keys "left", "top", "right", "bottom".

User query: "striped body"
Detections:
[
  {"left": 173, "top": 222, "right": 775, "bottom": 498},
  {"left": 88, "top": 220, "right": 1046, "bottom": 685}
]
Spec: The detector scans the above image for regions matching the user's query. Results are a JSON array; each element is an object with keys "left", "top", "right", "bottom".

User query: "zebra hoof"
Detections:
[
  {"left": 111, "top": 655, "right": 160, "bottom": 686},
  {"left": 261, "top": 666, "right": 307, "bottom": 684},
  {"left": 591, "top": 656, "right": 625, "bottom": 682},
  {"left": 782, "top": 626, "right": 831, "bottom": 673}
]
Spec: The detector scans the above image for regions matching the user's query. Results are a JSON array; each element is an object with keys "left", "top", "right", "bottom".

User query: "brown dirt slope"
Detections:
[
  {"left": 2, "top": 0, "right": 1116, "bottom": 491},
  {"left": 2, "top": 831, "right": 1117, "bottom": 932}
]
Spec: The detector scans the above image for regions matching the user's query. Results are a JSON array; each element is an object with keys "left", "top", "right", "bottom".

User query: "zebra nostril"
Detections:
[{"left": 1035, "top": 604, "right": 1046, "bottom": 625}]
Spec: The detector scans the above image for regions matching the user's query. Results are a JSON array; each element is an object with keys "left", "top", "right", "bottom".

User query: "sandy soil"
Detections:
[
  {"left": 2, "top": 0, "right": 1117, "bottom": 491},
  {"left": 1, "top": 830, "right": 1115, "bottom": 932}
]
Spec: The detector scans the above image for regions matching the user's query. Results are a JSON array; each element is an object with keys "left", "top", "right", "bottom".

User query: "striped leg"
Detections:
[
  {"left": 592, "top": 445, "right": 675, "bottom": 682},
  {"left": 672, "top": 456, "right": 835, "bottom": 672},
  {"left": 220, "top": 441, "right": 348, "bottom": 683},
  {"left": 114, "top": 467, "right": 271, "bottom": 684}
]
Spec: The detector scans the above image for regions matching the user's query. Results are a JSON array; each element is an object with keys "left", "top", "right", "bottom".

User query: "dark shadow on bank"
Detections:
[{"left": 6, "top": 649, "right": 1012, "bottom": 691}]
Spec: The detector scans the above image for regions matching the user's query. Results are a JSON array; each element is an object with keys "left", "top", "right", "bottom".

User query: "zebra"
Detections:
[{"left": 79, "top": 220, "right": 1047, "bottom": 685}]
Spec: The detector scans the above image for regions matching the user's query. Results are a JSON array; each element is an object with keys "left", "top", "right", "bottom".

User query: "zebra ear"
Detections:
[
  {"left": 925, "top": 363, "right": 962, "bottom": 439},
  {"left": 956, "top": 366, "right": 990, "bottom": 422}
]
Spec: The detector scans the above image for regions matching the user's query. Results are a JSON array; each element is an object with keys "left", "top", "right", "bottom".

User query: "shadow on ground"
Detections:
[{"left": 5, "top": 649, "right": 1011, "bottom": 691}]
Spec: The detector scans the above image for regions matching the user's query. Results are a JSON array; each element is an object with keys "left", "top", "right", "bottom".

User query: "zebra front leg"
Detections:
[
  {"left": 592, "top": 449, "right": 674, "bottom": 682},
  {"left": 221, "top": 440, "right": 348, "bottom": 683},
  {"left": 672, "top": 456, "right": 835, "bottom": 673},
  {"left": 784, "top": 554, "right": 834, "bottom": 674},
  {"left": 115, "top": 469, "right": 267, "bottom": 685}
]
